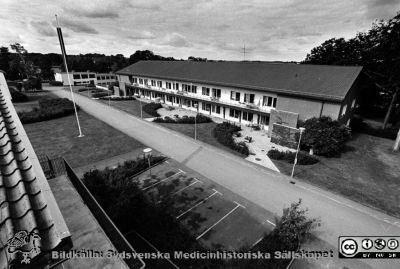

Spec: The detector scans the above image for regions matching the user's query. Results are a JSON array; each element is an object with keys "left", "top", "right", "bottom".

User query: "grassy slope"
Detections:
[{"left": 273, "top": 133, "right": 400, "bottom": 218}]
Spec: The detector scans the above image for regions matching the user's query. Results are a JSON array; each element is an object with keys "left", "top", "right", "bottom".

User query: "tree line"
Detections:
[{"left": 0, "top": 46, "right": 177, "bottom": 81}]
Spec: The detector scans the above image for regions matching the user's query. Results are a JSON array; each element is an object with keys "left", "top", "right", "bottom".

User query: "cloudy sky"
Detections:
[{"left": 1, "top": 0, "right": 399, "bottom": 61}]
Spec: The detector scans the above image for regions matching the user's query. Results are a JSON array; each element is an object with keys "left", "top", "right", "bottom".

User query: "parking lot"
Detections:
[{"left": 133, "top": 159, "right": 277, "bottom": 250}]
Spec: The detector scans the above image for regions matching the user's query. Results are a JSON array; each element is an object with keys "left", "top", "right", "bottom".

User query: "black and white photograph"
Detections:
[{"left": 0, "top": 0, "right": 399, "bottom": 268}]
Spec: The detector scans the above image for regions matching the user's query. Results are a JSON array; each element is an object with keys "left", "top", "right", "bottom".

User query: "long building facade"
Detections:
[
  {"left": 116, "top": 61, "right": 362, "bottom": 127},
  {"left": 54, "top": 71, "right": 117, "bottom": 86}
]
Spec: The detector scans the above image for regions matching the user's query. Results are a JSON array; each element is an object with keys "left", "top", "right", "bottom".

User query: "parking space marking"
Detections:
[
  {"left": 156, "top": 178, "right": 203, "bottom": 204},
  {"left": 172, "top": 178, "right": 202, "bottom": 195},
  {"left": 251, "top": 236, "right": 264, "bottom": 248},
  {"left": 176, "top": 188, "right": 222, "bottom": 219},
  {"left": 265, "top": 219, "right": 276, "bottom": 227},
  {"left": 196, "top": 201, "right": 245, "bottom": 240},
  {"left": 142, "top": 171, "right": 182, "bottom": 191},
  {"left": 178, "top": 168, "right": 186, "bottom": 174}
]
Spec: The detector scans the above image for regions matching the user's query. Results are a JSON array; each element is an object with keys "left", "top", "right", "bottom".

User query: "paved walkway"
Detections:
[{"left": 49, "top": 86, "right": 400, "bottom": 269}]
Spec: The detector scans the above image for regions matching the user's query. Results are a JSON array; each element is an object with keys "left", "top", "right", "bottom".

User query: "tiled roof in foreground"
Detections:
[
  {"left": 117, "top": 61, "right": 363, "bottom": 102},
  {"left": 0, "top": 72, "right": 70, "bottom": 268}
]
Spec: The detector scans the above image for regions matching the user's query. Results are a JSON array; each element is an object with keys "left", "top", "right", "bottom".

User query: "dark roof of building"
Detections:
[
  {"left": 117, "top": 61, "right": 363, "bottom": 102},
  {"left": 0, "top": 77, "right": 70, "bottom": 267}
]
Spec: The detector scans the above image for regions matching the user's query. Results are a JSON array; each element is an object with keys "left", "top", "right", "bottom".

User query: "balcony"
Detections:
[{"left": 126, "top": 82, "right": 274, "bottom": 113}]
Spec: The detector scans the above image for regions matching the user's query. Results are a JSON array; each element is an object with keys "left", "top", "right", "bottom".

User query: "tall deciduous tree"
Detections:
[{"left": 304, "top": 12, "right": 400, "bottom": 129}]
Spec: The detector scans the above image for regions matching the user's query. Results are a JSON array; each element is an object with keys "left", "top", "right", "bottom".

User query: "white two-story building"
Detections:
[
  {"left": 54, "top": 71, "right": 117, "bottom": 86},
  {"left": 116, "top": 61, "right": 362, "bottom": 127}
]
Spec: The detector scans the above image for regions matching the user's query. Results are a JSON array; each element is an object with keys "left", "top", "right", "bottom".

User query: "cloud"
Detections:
[
  {"left": 365, "top": 0, "right": 400, "bottom": 19},
  {"left": 64, "top": 7, "right": 119, "bottom": 18},
  {"left": 162, "top": 33, "right": 191, "bottom": 47},
  {"left": 128, "top": 31, "right": 156, "bottom": 40},
  {"left": 31, "top": 21, "right": 57, "bottom": 37},
  {"left": 57, "top": 18, "right": 98, "bottom": 34}
]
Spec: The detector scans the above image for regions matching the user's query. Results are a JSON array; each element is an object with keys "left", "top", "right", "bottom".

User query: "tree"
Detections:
[
  {"left": 300, "top": 117, "right": 352, "bottom": 157},
  {"left": 303, "top": 12, "right": 400, "bottom": 129},
  {"left": 10, "top": 43, "right": 39, "bottom": 79},
  {"left": 0, "top": 46, "right": 10, "bottom": 73}
]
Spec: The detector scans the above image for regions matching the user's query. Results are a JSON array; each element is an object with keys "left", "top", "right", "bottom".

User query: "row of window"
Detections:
[
  {"left": 73, "top": 74, "right": 115, "bottom": 80},
  {"left": 129, "top": 76, "right": 277, "bottom": 108}
]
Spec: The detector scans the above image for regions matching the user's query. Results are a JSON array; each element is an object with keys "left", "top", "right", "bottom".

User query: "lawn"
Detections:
[
  {"left": 272, "top": 133, "right": 400, "bottom": 218},
  {"left": 97, "top": 99, "right": 155, "bottom": 118},
  {"left": 23, "top": 111, "right": 144, "bottom": 168},
  {"left": 157, "top": 122, "right": 246, "bottom": 157}
]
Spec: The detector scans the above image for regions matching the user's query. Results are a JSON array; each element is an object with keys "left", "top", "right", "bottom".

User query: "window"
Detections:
[
  {"left": 106, "top": 76, "right": 110, "bottom": 80},
  {"left": 342, "top": 104, "right": 347, "bottom": 116},
  {"left": 202, "top": 87, "right": 210, "bottom": 96},
  {"left": 263, "top": 96, "right": 277, "bottom": 108},
  {"left": 89, "top": 74, "right": 95, "bottom": 78},
  {"left": 133, "top": 77, "right": 138, "bottom": 84},
  {"left": 151, "top": 80, "right": 156, "bottom": 86},
  {"left": 212, "top": 105, "right": 221, "bottom": 114},
  {"left": 166, "top": 95, "right": 173, "bottom": 102},
  {"left": 73, "top": 74, "right": 80, "bottom": 79},
  {"left": 230, "top": 91, "right": 240, "bottom": 101},
  {"left": 173, "top": 83, "right": 179, "bottom": 90},
  {"left": 202, "top": 103, "right": 211, "bottom": 111},
  {"left": 244, "top": 93, "right": 255, "bottom": 104},
  {"left": 229, "top": 109, "right": 240, "bottom": 118},
  {"left": 242, "top": 112, "right": 253, "bottom": 121},
  {"left": 81, "top": 74, "right": 88, "bottom": 79},
  {"left": 352, "top": 99, "right": 356, "bottom": 109},
  {"left": 157, "top": 81, "right": 162, "bottom": 88},
  {"left": 212, "top": 88, "right": 221, "bottom": 98},
  {"left": 182, "top": 84, "right": 190, "bottom": 92},
  {"left": 144, "top": 79, "right": 148, "bottom": 85},
  {"left": 166, "top": 82, "right": 172, "bottom": 89},
  {"left": 139, "top": 78, "right": 143, "bottom": 84},
  {"left": 191, "top": 85, "right": 197, "bottom": 93}
]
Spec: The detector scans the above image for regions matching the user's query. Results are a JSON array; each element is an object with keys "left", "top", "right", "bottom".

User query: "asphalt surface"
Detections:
[{"left": 49, "top": 86, "right": 400, "bottom": 269}]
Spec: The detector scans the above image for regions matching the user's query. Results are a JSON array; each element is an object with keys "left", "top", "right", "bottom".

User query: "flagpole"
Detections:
[{"left": 55, "top": 15, "right": 84, "bottom": 137}]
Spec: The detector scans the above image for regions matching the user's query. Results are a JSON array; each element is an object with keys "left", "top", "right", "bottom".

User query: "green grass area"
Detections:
[
  {"left": 97, "top": 99, "right": 155, "bottom": 118},
  {"left": 157, "top": 122, "right": 246, "bottom": 157},
  {"left": 24, "top": 111, "right": 144, "bottom": 168},
  {"left": 272, "top": 133, "right": 400, "bottom": 218}
]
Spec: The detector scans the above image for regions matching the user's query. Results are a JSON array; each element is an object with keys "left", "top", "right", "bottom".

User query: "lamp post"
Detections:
[
  {"left": 143, "top": 148, "right": 152, "bottom": 176},
  {"left": 291, "top": 127, "right": 306, "bottom": 179},
  {"left": 194, "top": 103, "right": 198, "bottom": 140}
]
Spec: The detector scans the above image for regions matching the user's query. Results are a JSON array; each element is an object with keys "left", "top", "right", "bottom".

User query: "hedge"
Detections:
[
  {"left": 99, "top": 96, "right": 136, "bottom": 101},
  {"left": 49, "top": 81, "right": 63, "bottom": 86},
  {"left": 143, "top": 102, "right": 162, "bottom": 117},
  {"left": 267, "top": 149, "right": 319, "bottom": 165},
  {"left": 153, "top": 114, "right": 212, "bottom": 124},
  {"left": 213, "top": 122, "right": 250, "bottom": 156},
  {"left": 19, "top": 98, "right": 79, "bottom": 124},
  {"left": 10, "top": 88, "right": 28, "bottom": 103}
]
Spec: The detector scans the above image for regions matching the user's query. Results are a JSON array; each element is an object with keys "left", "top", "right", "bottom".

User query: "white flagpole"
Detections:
[{"left": 56, "top": 15, "right": 84, "bottom": 137}]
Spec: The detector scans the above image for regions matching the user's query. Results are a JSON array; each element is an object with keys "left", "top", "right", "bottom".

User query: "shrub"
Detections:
[
  {"left": 213, "top": 122, "right": 249, "bottom": 156},
  {"left": 267, "top": 149, "right": 319, "bottom": 165},
  {"left": 143, "top": 102, "right": 162, "bottom": 117},
  {"left": 299, "top": 116, "right": 351, "bottom": 157},
  {"left": 18, "top": 98, "right": 79, "bottom": 124},
  {"left": 99, "top": 96, "right": 136, "bottom": 101},
  {"left": 49, "top": 80, "right": 63, "bottom": 86},
  {"left": 153, "top": 114, "right": 212, "bottom": 124},
  {"left": 10, "top": 88, "right": 28, "bottom": 103},
  {"left": 350, "top": 117, "right": 397, "bottom": 139}
]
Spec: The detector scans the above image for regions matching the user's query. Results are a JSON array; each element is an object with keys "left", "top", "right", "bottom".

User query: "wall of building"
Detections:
[
  {"left": 276, "top": 95, "right": 342, "bottom": 121},
  {"left": 118, "top": 73, "right": 357, "bottom": 125},
  {"left": 338, "top": 76, "right": 361, "bottom": 125}
]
